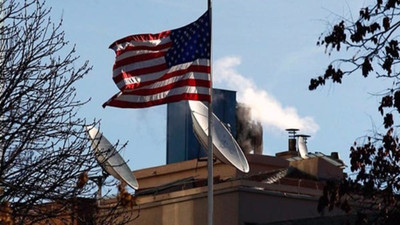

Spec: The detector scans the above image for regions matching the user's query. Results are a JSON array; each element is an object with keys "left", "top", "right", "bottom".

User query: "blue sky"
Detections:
[{"left": 50, "top": 1, "right": 387, "bottom": 173}]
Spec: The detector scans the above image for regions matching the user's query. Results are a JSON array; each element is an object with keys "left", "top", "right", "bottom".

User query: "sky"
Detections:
[{"left": 49, "top": 1, "right": 388, "bottom": 174}]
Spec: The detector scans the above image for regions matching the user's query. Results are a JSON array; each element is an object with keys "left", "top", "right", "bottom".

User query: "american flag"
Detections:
[{"left": 103, "top": 11, "right": 211, "bottom": 108}]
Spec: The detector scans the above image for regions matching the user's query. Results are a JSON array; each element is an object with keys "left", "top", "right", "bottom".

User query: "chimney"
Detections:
[
  {"left": 330, "top": 152, "right": 339, "bottom": 160},
  {"left": 286, "top": 128, "right": 299, "bottom": 152},
  {"left": 296, "top": 134, "right": 310, "bottom": 159},
  {"left": 275, "top": 128, "right": 300, "bottom": 159},
  {"left": 330, "top": 152, "right": 346, "bottom": 168}
]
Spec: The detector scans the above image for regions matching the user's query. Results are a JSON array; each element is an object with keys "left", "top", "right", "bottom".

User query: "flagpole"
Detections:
[{"left": 207, "top": 0, "right": 213, "bottom": 225}]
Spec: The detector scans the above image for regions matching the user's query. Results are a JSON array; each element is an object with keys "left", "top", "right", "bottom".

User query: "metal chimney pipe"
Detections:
[{"left": 286, "top": 128, "right": 299, "bottom": 152}]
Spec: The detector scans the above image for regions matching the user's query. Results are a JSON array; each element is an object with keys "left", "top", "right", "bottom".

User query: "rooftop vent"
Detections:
[{"left": 296, "top": 134, "right": 310, "bottom": 159}]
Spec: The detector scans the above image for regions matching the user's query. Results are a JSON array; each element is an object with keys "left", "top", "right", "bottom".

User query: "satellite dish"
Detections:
[
  {"left": 297, "top": 135, "right": 309, "bottom": 159},
  {"left": 85, "top": 126, "right": 139, "bottom": 190},
  {"left": 188, "top": 101, "right": 250, "bottom": 173}
]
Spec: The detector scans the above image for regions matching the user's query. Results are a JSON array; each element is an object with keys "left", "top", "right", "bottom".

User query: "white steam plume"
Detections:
[{"left": 214, "top": 56, "right": 319, "bottom": 134}]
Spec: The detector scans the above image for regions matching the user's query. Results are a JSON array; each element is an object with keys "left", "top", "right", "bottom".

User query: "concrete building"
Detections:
[
  {"left": 31, "top": 150, "right": 347, "bottom": 225},
  {"left": 98, "top": 151, "right": 346, "bottom": 225}
]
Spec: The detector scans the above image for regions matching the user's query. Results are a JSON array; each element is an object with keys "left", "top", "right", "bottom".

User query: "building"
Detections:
[
  {"left": 37, "top": 89, "right": 349, "bottom": 225},
  {"left": 30, "top": 149, "right": 348, "bottom": 225},
  {"left": 93, "top": 89, "right": 348, "bottom": 225},
  {"left": 98, "top": 148, "right": 346, "bottom": 225}
]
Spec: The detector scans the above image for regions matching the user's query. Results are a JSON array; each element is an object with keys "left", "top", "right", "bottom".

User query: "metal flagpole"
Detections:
[{"left": 207, "top": 0, "right": 213, "bottom": 225}]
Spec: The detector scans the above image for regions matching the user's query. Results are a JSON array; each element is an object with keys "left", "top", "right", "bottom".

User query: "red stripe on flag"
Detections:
[
  {"left": 122, "top": 79, "right": 211, "bottom": 96},
  {"left": 103, "top": 93, "right": 211, "bottom": 108},
  {"left": 112, "top": 63, "right": 168, "bottom": 87},
  {"left": 113, "top": 51, "right": 167, "bottom": 69}
]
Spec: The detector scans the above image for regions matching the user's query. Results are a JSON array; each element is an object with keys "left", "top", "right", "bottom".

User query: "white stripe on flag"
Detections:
[
  {"left": 112, "top": 37, "right": 170, "bottom": 52},
  {"left": 113, "top": 86, "right": 210, "bottom": 103},
  {"left": 114, "top": 59, "right": 210, "bottom": 89}
]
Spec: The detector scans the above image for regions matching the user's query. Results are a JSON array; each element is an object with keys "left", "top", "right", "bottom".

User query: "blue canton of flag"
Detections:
[{"left": 166, "top": 11, "right": 211, "bottom": 67}]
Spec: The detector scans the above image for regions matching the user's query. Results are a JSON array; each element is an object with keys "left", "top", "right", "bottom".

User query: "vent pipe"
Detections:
[{"left": 296, "top": 134, "right": 310, "bottom": 159}]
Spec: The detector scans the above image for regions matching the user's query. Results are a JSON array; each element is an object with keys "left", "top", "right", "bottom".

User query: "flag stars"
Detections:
[{"left": 165, "top": 11, "right": 210, "bottom": 67}]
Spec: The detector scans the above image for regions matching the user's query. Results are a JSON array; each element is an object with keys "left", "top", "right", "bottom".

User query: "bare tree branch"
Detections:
[{"left": 0, "top": 1, "right": 136, "bottom": 224}]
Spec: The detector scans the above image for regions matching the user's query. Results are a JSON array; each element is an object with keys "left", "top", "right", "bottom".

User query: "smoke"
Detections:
[{"left": 214, "top": 56, "right": 319, "bottom": 134}]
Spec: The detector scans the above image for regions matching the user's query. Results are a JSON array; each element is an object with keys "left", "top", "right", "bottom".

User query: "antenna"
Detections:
[
  {"left": 188, "top": 101, "right": 250, "bottom": 173},
  {"left": 297, "top": 134, "right": 310, "bottom": 159},
  {"left": 85, "top": 126, "right": 139, "bottom": 190}
]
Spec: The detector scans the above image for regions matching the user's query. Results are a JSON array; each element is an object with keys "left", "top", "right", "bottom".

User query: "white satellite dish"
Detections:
[
  {"left": 297, "top": 135, "right": 309, "bottom": 159},
  {"left": 188, "top": 101, "right": 250, "bottom": 173},
  {"left": 85, "top": 126, "right": 139, "bottom": 190}
]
